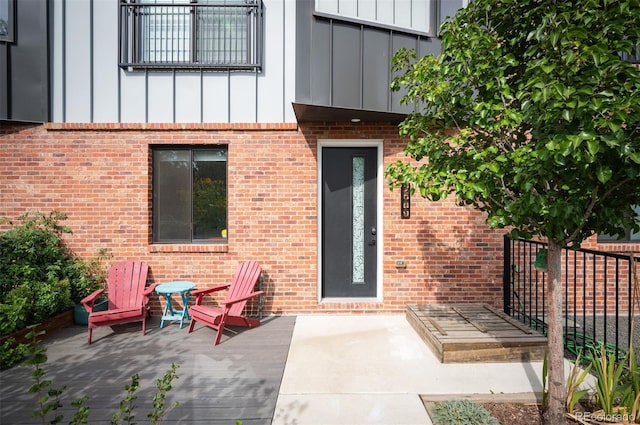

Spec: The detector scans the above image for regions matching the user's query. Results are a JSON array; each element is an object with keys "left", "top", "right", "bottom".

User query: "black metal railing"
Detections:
[
  {"left": 119, "top": 0, "right": 263, "bottom": 70},
  {"left": 504, "top": 236, "right": 639, "bottom": 361}
]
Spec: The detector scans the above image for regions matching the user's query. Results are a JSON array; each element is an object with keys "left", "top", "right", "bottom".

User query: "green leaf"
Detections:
[
  {"left": 541, "top": 63, "right": 556, "bottom": 74},
  {"left": 596, "top": 167, "right": 613, "bottom": 184},
  {"left": 608, "top": 121, "right": 622, "bottom": 132},
  {"left": 629, "top": 152, "right": 640, "bottom": 164},
  {"left": 587, "top": 140, "right": 600, "bottom": 156}
]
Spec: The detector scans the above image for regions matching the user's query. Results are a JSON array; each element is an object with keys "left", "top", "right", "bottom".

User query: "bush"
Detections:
[
  {"left": 0, "top": 211, "right": 109, "bottom": 319},
  {"left": 0, "top": 211, "right": 109, "bottom": 369},
  {"left": 431, "top": 400, "right": 499, "bottom": 425}
]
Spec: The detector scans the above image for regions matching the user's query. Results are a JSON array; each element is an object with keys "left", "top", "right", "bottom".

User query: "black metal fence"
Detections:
[
  {"left": 119, "top": 0, "right": 263, "bottom": 70},
  {"left": 503, "top": 236, "right": 640, "bottom": 361}
]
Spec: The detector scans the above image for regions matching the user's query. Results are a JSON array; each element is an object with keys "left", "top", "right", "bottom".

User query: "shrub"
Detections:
[
  {"left": 431, "top": 399, "right": 499, "bottom": 425},
  {"left": 0, "top": 284, "right": 31, "bottom": 335},
  {"left": 0, "top": 211, "right": 109, "bottom": 369},
  {"left": 0, "top": 211, "right": 109, "bottom": 330},
  {"left": 0, "top": 338, "right": 30, "bottom": 370}
]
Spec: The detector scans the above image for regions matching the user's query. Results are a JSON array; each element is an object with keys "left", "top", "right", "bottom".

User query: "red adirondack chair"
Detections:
[
  {"left": 81, "top": 260, "right": 157, "bottom": 344},
  {"left": 188, "top": 261, "right": 264, "bottom": 345}
]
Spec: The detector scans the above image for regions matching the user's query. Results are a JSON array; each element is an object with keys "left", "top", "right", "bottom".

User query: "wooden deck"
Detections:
[
  {"left": 407, "top": 304, "right": 547, "bottom": 363},
  {"left": 0, "top": 315, "right": 295, "bottom": 425}
]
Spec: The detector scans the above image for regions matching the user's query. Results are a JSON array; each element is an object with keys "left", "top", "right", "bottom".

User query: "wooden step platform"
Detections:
[{"left": 407, "top": 304, "right": 547, "bottom": 363}]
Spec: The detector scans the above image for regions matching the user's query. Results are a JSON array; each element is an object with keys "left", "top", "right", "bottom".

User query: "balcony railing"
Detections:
[{"left": 119, "top": 0, "right": 263, "bottom": 71}]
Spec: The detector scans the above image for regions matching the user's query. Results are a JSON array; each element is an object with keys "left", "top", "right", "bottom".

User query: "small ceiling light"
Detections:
[{"left": 351, "top": 118, "right": 361, "bottom": 123}]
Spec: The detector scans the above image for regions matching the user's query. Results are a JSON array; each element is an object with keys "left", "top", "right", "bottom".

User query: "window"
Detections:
[
  {"left": 119, "top": 0, "right": 262, "bottom": 70},
  {"left": 0, "top": 0, "right": 14, "bottom": 42},
  {"left": 314, "top": 0, "right": 437, "bottom": 36},
  {"left": 153, "top": 147, "right": 228, "bottom": 243},
  {"left": 598, "top": 205, "right": 640, "bottom": 242}
]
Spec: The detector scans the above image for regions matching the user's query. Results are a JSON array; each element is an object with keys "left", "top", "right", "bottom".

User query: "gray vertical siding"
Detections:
[
  {"left": 18, "top": 0, "right": 460, "bottom": 124},
  {"left": 332, "top": 23, "right": 361, "bottom": 109},
  {"left": 296, "top": 0, "right": 449, "bottom": 116},
  {"left": 440, "top": 0, "right": 466, "bottom": 25},
  {"left": 309, "top": 19, "right": 332, "bottom": 106},
  {"left": 362, "top": 27, "right": 390, "bottom": 112},
  {"left": 50, "top": 0, "right": 296, "bottom": 124},
  {"left": 65, "top": 0, "right": 91, "bottom": 123},
  {"left": 0, "top": 0, "right": 50, "bottom": 122},
  {"left": 93, "top": 0, "right": 119, "bottom": 123}
]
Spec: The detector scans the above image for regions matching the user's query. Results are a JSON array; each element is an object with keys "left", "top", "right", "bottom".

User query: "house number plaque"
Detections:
[{"left": 401, "top": 184, "right": 410, "bottom": 219}]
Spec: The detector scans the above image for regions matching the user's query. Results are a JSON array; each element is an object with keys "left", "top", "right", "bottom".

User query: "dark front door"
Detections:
[{"left": 322, "top": 147, "right": 377, "bottom": 297}]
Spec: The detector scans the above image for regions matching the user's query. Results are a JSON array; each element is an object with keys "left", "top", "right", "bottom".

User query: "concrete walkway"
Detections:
[{"left": 273, "top": 315, "right": 546, "bottom": 425}]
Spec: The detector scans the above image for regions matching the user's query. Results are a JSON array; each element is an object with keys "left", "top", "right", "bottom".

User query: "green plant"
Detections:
[
  {"left": 148, "top": 363, "right": 179, "bottom": 425},
  {"left": 0, "top": 211, "right": 110, "bottom": 337},
  {"left": 32, "top": 279, "right": 73, "bottom": 323},
  {"left": 566, "top": 351, "right": 592, "bottom": 413},
  {"left": 0, "top": 285, "right": 31, "bottom": 335},
  {"left": 26, "top": 330, "right": 69, "bottom": 425},
  {"left": 619, "top": 348, "right": 640, "bottom": 423},
  {"left": 0, "top": 337, "right": 30, "bottom": 370},
  {"left": 431, "top": 400, "right": 499, "bottom": 425},
  {"left": 24, "top": 330, "right": 179, "bottom": 424},
  {"left": 0, "top": 211, "right": 72, "bottom": 298},
  {"left": 68, "top": 248, "right": 111, "bottom": 303},
  {"left": 592, "top": 346, "right": 626, "bottom": 415},
  {"left": 111, "top": 373, "right": 140, "bottom": 425}
]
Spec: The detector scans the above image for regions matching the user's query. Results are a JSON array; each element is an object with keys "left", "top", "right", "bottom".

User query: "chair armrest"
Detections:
[
  {"left": 81, "top": 289, "right": 105, "bottom": 312},
  {"left": 223, "top": 291, "right": 265, "bottom": 307},
  {"left": 142, "top": 283, "right": 158, "bottom": 306},
  {"left": 191, "top": 284, "right": 230, "bottom": 297},
  {"left": 143, "top": 283, "right": 158, "bottom": 297},
  {"left": 191, "top": 284, "right": 231, "bottom": 305}
]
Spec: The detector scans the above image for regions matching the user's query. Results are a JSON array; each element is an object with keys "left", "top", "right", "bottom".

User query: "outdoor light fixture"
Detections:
[{"left": 350, "top": 118, "right": 361, "bottom": 123}]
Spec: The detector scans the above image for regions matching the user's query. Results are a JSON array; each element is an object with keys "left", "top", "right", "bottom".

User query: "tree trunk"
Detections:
[{"left": 544, "top": 239, "right": 566, "bottom": 424}]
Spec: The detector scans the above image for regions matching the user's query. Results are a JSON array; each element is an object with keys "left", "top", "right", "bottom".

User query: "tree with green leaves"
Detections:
[{"left": 387, "top": 0, "right": 640, "bottom": 423}]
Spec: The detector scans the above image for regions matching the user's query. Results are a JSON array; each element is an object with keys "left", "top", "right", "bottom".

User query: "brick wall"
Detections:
[{"left": 1, "top": 121, "right": 507, "bottom": 314}]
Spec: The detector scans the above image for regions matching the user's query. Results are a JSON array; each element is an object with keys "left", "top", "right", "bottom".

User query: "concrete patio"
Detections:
[{"left": 0, "top": 314, "right": 547, "bottom": 425}]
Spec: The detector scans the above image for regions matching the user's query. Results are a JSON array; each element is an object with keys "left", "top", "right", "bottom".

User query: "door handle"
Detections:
[{"left": 371, "top": 227, "right": 376, "bottom": 235}]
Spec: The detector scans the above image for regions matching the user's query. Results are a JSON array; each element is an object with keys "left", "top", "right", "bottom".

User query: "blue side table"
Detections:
[{"left": 156, "top": 281, "right": 195, "bottom": 329}]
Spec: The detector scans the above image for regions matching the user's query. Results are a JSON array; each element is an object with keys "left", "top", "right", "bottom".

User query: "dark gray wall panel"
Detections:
[
  {"left": 331, "top": 22, "right": 361, "bottom": 109},
  {"left": 295, "top": 0, "right": 313, "bottom": 103},
  {"left": 0, "top": 44, "right": 7, "bottom": 118},
  {"left": 2, "top": 0, "right": 50, "bottom": 122},
  {"left": 296, "top": 0, "right": 454, "bottom": 119},
  {"left": 362, "top": 28, "right": 390, "bottom": 112},
  {"left": 391, "top": 33, "right": 418, "bottom": 114},
  {"left": 440, "top": 0, "right": 465, "bottom": 28},
  {"left": 310, "top": 19, "right": 331, "bottom": 106},
  {"left": 418, "top": 37, "right": 442, "bottom": 59}
]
